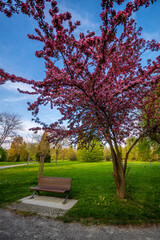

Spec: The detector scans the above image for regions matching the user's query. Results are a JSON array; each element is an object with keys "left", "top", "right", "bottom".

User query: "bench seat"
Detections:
[
  {"left": 29, "top": 186, "right": 69, "bottom": 193},
  {"left": 29, "top": 176, "right": 72, "bottom": 204}
]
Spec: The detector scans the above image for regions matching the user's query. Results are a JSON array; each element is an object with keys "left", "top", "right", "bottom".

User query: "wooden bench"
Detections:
[{"left": 29, "top": 176, "right": 72, "bottom": 204}]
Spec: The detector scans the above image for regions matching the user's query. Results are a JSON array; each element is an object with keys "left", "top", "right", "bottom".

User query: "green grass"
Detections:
[
  {"left": 0, "top": 161, "right": 160, "bottom": 225},
  {"left": 0, "top": 162, "right": 27, "bottom": 166}
]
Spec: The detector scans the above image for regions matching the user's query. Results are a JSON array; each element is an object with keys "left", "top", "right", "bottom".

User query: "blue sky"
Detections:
[{"left": 0, "top": 0, "right": 160, "bottom": 144}]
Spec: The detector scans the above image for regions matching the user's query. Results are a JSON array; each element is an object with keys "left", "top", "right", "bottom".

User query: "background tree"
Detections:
[
  {"left": 51, "top": 146, "right": 70, "bottom": 161},
  {"left": 25, "top": 133, "right": 42, "bottom": 162},
  {"left": 49, "top": 125, "right": 69, "bottom": 164},
  {"left": 0, "top": 147, "right": 7, "bottom": 162},
  {"left": 137, "top": 138, "right": 151, "bottom": 162},
  {"left": 137, "top": 137, "right": 160, "bottom": 162},
  {"left": 26, "top": 142, "right": 39, "bottom": 161},
  {"left": 0, "top": 0, "right": 160, "bottom": 198},
  {"left": 104, "top": 146, "right": 111, "bottom": 161},
  {"left": 123, "top": 137, "right": 138, "bottom": 161},
  {"left": 150, "top": 140, "right": 160, "bottom": 161},
  {"left": 0, "top": 112, "right": 22, "bottom": 147},
  {"left": 51, "top": 145, "right": 77, "bottom": 161},
  {"left": 58, "top": 147, "right": 69, "bottom": 161},
  {"left": 122, "top": 136, "right": 160, "bottom": 162},
  {"left": 20, "top": 142, "right": 29, "bottom": 162},
  {"left": 8, "top": 136, "right": 27, "bottom": 162},
  {"left": 66, "top": 145, "right": 77, "bottom": 161}
]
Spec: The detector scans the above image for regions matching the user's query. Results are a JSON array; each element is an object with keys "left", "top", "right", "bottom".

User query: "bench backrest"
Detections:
[{"left": 38, "top": 176, "right": 72, "bottom": 190}]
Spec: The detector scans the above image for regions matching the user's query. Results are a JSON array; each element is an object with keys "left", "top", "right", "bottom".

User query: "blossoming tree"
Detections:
[{"left": 0, "top": 0, "right": 160, "bottom": 198}]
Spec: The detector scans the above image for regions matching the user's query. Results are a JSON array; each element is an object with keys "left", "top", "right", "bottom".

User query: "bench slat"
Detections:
[{"left": 38, "top": 177, "right": 72, "bottom": 190}]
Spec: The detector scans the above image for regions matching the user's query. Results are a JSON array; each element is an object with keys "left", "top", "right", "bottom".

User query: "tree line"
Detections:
[
  {"left": 0, "top": 112, "right": 159, "bottom": 162},
  {"left": 0, "top": 130, "right": 159, "bottom": 163}
]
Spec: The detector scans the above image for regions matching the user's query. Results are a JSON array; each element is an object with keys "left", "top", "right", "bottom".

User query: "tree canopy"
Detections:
[{"left": 0, "top": 0, "right": 160, "bottom": 198}]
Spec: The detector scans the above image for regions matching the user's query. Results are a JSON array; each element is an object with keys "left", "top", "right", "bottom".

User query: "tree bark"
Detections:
[
  {"left": 109, "top": 141, "right": 126, "bottom": 199},
  {"left": 55, "top": 148, "right": 59, "bottom": 164}
]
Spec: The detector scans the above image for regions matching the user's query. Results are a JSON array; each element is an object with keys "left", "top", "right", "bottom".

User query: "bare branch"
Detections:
[{"left": 0, "top": 112, "right": 22, "bottom": 147}]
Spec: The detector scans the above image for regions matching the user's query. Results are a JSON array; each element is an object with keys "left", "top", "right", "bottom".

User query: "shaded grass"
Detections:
[{"left": 0, "top": 161, "right": 160, "bottom": 225}]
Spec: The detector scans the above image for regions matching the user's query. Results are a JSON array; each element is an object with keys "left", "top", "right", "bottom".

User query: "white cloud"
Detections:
[
  {"left": 18, "top": 119, "right": 43, "bottom": 142},
  {"left": 2, "top": 96, "right": 31, "bottom": 102},
  {"left": 142, "top": 32, "right": 160, "bottom": 41},
  {"left": 22, "top": 119, "right": 41, "bottom": 131},
  {"left": 1, "top": 81, "right": 37, "bottom": 103},
  {"left": 2, "top": 81, "right": 34, "bottom": 93},
  {"left": 131, "top": 12, "right": 137, "bottom": 22}
]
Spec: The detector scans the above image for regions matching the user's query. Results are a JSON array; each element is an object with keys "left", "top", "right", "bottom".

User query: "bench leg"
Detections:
[
  {"left": 63, "top": 191, "right": 70, "bottom": 204},
  {"left": 30, "top": 191, "right": 37, "bottom": 199}
]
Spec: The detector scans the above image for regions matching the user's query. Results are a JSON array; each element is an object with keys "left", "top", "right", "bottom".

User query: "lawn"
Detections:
[{"left": 0, "top": 161, "right": 160, "bottom": 225}]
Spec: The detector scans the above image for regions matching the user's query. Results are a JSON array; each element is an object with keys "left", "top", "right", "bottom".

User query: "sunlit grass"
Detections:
[{"left": 0, "top": 161, "right": 160, "bottom": 225}]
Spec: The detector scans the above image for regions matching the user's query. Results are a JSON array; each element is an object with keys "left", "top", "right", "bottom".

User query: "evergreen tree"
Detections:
[{"left": 36, "top": 132, "right": 51, "bottom": 162}]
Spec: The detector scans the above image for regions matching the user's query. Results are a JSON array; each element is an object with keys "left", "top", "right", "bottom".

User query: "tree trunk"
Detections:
[
  {"left": 55, "top": 149, "right": 58, "bottom": 164},
  {"left": 108, "top": 134, "right": 142, "bottom": 199},
  {"left": 27, "top": 153, "right": 30, "bottom": 166},
  {"left": 38, "top": 155, "right": 45, "bottom": 181},
  {"left": 110, "top": 144, "right": 126, "bottom": 199}
]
